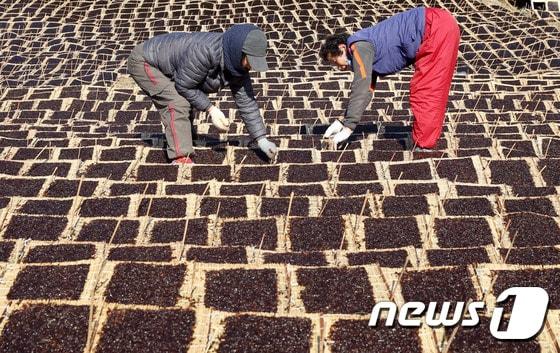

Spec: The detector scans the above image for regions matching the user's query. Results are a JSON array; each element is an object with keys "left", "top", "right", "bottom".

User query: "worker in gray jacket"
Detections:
[{"left": 128, "top": 24, "right": 278, "bottom": 164}]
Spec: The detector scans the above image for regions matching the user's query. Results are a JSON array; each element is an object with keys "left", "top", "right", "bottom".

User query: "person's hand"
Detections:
[
  {"left": 323, "top": 120, "right": 344, "bottom": 139},
  {"left": 332, "top": 127, "right": 353, "bottom": 145},
  {"left": 208, "top": 105, "right": 230, "bottom": 131},
  {"left": 257, "top": 138, "right": 278, "bottom": 159},
  {"left": 323, "top": 120, "right": 353, "bottom": 146}
]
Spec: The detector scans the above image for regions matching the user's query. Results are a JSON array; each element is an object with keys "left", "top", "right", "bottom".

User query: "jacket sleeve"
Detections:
[
  {"left": 174, "top": 42, "right": 213, "bottom": 112},
  {"left": 230, "top": 75, "right": 267, "bottom": 140},
  {"left": 343, "top": 40, "right": 375, "bottom": 130}
]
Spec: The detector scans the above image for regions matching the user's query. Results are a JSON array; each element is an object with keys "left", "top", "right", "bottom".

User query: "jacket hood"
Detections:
[{"left": 222, "top": 24, "right": 259, "bottom": 77}]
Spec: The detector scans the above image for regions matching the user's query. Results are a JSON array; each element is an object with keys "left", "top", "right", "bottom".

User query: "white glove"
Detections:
[
  {"left": 324, "top": 120, "right": 353, "bottom": 146},
  {"left": 332, "top": 127, "right": 353, "bottom": 145},
  {"left": 257, "top": 138, "right": 278, "bottom": 159},
  {"left": 323, "top": 120, "right": 344, "bottom": 138},
  {"left": 208, "top": 105, "right": 230, "bottom": 131}
]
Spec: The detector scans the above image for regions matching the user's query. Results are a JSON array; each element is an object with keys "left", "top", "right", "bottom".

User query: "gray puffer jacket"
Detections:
[{"left": 142, "top": 25, "right": 266, "bottom": 140}]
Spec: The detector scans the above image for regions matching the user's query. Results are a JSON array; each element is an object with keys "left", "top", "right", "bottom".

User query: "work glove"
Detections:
[
  {"left": 323, "top": 120, "right": 353, "bottom": 146},
  {"left": 208, "top": 105, "right": 230, "bottom": 131},
  {"left": 257, "top": 137, "right": 278, "bottom": 159}
]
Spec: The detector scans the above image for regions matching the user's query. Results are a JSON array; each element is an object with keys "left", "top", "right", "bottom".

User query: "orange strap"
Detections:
[
  {"left": 370, "top": 75, "right": 377, "bottom": 93},
  {"left": 350, "top": 43, "right": 367, "bottom": 79}
]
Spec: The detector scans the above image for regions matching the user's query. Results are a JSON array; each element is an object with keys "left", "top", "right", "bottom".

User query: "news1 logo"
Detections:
[{"left": 369, "top": 287, "right": 549, "bottom": 340}]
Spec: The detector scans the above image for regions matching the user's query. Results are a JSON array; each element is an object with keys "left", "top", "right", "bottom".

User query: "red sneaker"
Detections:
[{"left": 171, "top": 156, "right": 194, "bottom": 164}]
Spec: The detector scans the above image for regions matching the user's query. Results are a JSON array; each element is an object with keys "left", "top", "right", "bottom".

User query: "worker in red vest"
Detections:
[{"left": 320, "top": 7, "right": 460, "bottom": 151}]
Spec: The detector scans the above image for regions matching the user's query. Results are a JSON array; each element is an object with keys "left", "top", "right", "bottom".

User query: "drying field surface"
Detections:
[{"left": 1, "top": 0, "right": 560, "bottom": 352}]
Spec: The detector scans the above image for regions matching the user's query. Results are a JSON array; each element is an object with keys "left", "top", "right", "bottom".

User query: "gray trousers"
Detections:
[{"left": 127, "top": 43, "right": 195, "bottom": 159}]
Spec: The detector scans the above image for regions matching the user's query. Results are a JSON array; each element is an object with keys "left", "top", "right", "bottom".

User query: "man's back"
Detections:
[
  {"left": 348, "top": 7, "right": 425, "bottom": 75},
  {"left": 142, "top": 32, "right": 223, "bottom": 78}
]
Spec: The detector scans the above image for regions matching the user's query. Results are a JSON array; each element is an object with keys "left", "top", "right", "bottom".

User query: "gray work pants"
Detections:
[{"left": 127, "top": 43, "right": 195, "bottom": 159}]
